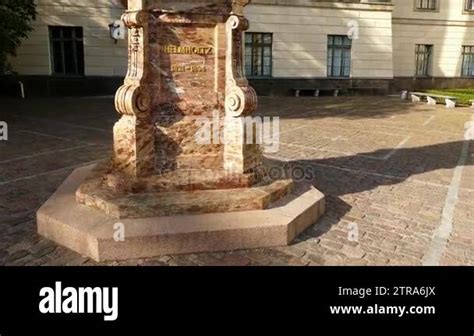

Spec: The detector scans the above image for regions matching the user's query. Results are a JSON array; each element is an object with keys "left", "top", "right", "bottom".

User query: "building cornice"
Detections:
[
  {"left": 392, "top": 17, "right": 474, "bottom": 27},
  {"left": 250, "top": 0, "right": 393, "bottom": 12}
]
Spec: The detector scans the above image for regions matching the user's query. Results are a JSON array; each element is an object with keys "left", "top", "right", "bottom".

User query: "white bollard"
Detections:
[
  {"left": 445, "top": 98, "right": 456, "bottom": 109},
  {"left": 401, "top": 90, "right": 408, "bottom": 100},
  {"left": 427, "top": 96, "right": 437, "bottom": 106},
  {"left": 19, "top": 81, "right": 25, "bottom": 99},
  {"left": 464, "top": 120, "right": 474, "bottom": 140}
]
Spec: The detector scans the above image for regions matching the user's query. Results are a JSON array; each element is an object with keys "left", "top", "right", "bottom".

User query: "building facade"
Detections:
[
  {"left": 392, "top": 0, "right": 474, "bottom": 91},
  {"left": 4, "top": 0, "right": 474, "bottom": 96}
]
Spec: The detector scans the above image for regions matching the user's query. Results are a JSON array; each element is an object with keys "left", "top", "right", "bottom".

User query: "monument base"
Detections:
[
  {"left": 75, "top": 161, "right": 294, "bottom": 219},
  {"left": 37, "top": 165, "right": 326, "bottom": 262}
]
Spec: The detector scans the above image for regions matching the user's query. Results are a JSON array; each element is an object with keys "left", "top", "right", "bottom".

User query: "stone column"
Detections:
[
  {"left": 113, "top": 0, "right": 155, "bottom": 178},
  {"left": 223, "top": 10, "right": 260, "bottom": 174}
]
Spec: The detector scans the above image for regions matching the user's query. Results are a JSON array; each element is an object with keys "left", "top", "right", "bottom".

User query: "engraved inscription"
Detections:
[
  {"left": 172, "top": 64, "right": 207, "bottom": 73},
  {"left": 163, "top": 45, "right": 213, "bottom": 55}
]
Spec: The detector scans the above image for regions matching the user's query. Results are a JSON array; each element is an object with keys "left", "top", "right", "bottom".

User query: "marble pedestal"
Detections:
[
  {"left": 37, "top": 164, "right": 325, "bottom": 262},
  {"left": 37, "top": 0, "right": 327, "bottom": 261}
]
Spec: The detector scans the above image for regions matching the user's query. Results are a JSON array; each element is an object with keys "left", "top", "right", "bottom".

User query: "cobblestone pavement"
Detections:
[{"left": 0, "top": 96, "right": 473, "bottom": 266}]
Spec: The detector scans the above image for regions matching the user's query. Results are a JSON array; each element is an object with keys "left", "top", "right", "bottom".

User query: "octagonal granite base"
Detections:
[{"left": 37, "top": 164, "right": 326, "bottom": 262}]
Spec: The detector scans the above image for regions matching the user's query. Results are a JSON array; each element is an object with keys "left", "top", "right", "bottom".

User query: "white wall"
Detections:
[
  {"left": 11, "top": 0, "right": 474, "bottom": 80},
  {"left": 245, "top": 3, "right": 394, "bottom": 78},
  {"left": 9, "top": 0, "right": 127, "bottom": 76},
  {"left": 392, "top": 0, "right": 474, "bottom": 77}
]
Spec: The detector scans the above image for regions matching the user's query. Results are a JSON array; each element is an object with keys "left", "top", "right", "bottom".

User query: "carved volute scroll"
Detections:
[
  {"left": 225, "top": 13, "right": 257, "bottom": 118},
  {"left": 115, "top": 10, "right": 150, "bottom": 117},
  {"left": 223, "top": 1, "right": 262, "bottom": 174},
  {"left": 113, "top": 3, "right": 155, "bottom": 178}
]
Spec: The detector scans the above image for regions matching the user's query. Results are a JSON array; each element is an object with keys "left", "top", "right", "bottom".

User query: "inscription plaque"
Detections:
[{"left": 163, "top": 45, "right": 213, "bottom": 55}]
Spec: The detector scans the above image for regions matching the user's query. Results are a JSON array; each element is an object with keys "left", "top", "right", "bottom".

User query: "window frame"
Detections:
[
  {"left": 49, "top": 26, "right": 85, "bottom": 77},
  {"left": 327, "top": 35, "right": 352, "bottom": 78},
  {"left": 461, "top": 46, "right": 474, "bottom": 77},
  {"left": 244, "top": 32, "right": 273, "bottom": 78},
  {"left": 464, "top": 0, "right": 474, "bottom": 13},
  {"left": 414, "top": 0, "right": 439, "bottom": 12},
  {"left": 414, "top": 44, "right": 434, "bottom": 77}
]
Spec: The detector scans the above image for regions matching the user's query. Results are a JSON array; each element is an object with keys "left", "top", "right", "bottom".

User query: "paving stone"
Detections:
[
  {"left": 0, "top": 96, "right": 473, "bottom": 265},
  {"left": 341, "top": 245, "right": 366, "bottom": 259},
  {"left": 5, "top": 250, "right": 30, "bottom": 263}
]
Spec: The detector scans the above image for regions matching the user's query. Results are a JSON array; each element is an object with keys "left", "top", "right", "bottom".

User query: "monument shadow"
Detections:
[{"left": 265, "top": 139, "right": 473, "bottom": 242}]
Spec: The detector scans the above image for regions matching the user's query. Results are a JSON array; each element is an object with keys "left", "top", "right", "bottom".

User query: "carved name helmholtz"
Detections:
[{"left": 163, "top": 45, "right": 213, "bottom": 55}]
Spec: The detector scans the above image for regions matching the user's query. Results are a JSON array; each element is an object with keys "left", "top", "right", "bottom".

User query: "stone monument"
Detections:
[{"left": 37, "top": 0, "right": 325, "bottom": 262}]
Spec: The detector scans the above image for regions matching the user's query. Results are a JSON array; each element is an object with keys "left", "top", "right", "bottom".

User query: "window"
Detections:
[
  {"left": 49, "top": 26, "right": 84, "bottom": 76},
  {"left": 466, "top": 0, "right": 474, "bottom": 11},
  {"left": 415, "top": 0, "right": 437, "bottom": 10},
  {"left": 245, "top": 33, "right": 272, "bottom": 77},
  {"left": 415, "top": 44, "right": 433, "bottom": 77},
  {"left": 327, "top": 35, "right": 352, "bottom": 78},
  {"left": 462, "top": 46, "right": 474, "bottom": 77}
]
